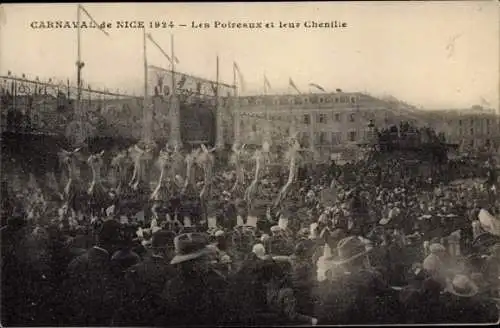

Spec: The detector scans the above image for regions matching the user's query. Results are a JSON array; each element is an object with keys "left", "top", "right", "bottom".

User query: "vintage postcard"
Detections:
[{"left": 0, "top": 2, "right": 499, "bottom": 327}]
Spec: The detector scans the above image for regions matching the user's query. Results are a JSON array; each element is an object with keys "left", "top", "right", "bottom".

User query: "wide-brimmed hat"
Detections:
[
  {"left": 151, "top": 230, "right": 176, "bottom": 249},
  {"left": 333, "top": 236, "right": 372, "bottom": 265},
  {"left": 445, "top": 274, "right": 479, "bottom": 297},
  {"left": 170, "top": 232, "right": 211, "bottom": 265},
  {"left": 98, "top": 219, "right": 122, "bottom": 244}
]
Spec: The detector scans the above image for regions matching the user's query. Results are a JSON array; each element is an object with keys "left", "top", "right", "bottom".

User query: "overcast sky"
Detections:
[{"left": 0, "top": 2, "right": 498, "bottom": 110}]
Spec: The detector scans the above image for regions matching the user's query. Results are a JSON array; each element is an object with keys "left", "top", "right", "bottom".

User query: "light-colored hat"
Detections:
[
  {"left": 260, "top": 234, "right": 270, "bottom": 243},
  {"left": 270, "top": 225, "right": 281, "bottom": 233},
  {"left": 445, "top": 274, "right": 479, "bottom": 297},
  {"left": 333, "top": 236, "right": 372, "bottom": 265},
  {"left": 106, "top": 205, "right": 115, "bottom": 217},
  {"left": 418, "top": 214, "right": 432, "bottom": 221},
  {"left": 379, "top": 217, "right": 391, "bottom": 225},
  {"left": 252, "top": 243, "right": 266, "bottom": 259},
  {"left": 429, "top": 243, "right": 446, "bottom": 253}
]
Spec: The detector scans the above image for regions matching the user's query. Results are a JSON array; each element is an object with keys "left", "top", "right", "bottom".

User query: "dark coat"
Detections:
[
  {"left": 1, "top": 228, "right": 54, "bottom": 326},
  {"left": 115, "top": 254, "right": 177, "bottom": 326},
  {"left": 439, "top": 293, "right": 499, "bottom": 323},
  {"left": 160, "top": 265, "right": 230, "bottom": 326},
  {"left": 63, "top": 246, "right": 122, "bottom": 326},
  {"left": 289, "top": 256, "right": 316, "bottom": 315},
  {"left": 224, "top": 256, "right": 270, "bottom": 325},
  {"left": 269, "top": 236, "right": 294, "bottom": 256},
  {"left": 314, "top": 269, "right": 400, "bottom": 324}
]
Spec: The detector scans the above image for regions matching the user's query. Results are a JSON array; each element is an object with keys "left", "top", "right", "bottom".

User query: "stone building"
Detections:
[{"left": 234, "top": 92, "right": 427, "bottom": 161}]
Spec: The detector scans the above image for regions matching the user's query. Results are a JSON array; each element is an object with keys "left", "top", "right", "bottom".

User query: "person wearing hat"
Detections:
[
  {"left": 423, "top": 242, "right": 452, "bottom": 288},
  {"left": 160, "top": 232, "right": 230, "bottom": 326},
  {"left": 314, "top": 236, "right": 391, "bottom": 324},
  {"left": 111, "top": 223, "right": 141, "bottom": 275},
  {"left": 269, "top": 225, "right": 293, "bottom": 256},
  {"left": 64, "top": 219, "right": 123, "bottom": 326},
  {"left": 289, "top": 240, "right": 316, "bottom": 316},
  {"left": 1, "top": 205, "right": 55, "bottom": 327},
  {"left": 253, "top": 260, "right": 318, "bottom": 325},
  {"left": 481, "top": 244, "right": 500, "bottom": 295},
  {"left": 440, "top": 274, "right": 499, "bottom": 323},
  {"left": 210, "top": 230, "right": 233, "bottom": 275},
  {"left": 116, "top": 230, "right": 177, "bottom": 326}
]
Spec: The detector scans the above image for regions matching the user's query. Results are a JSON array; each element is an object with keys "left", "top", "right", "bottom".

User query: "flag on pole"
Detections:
[
  {"left": 289, "top": 78, "right": 301, "bottom": 94},
  {"left": 309, "top": 83, "right": 326, "bottom": 92},
  {"left": 146, "top": 33, "right": 178, "bottom": 65},
  {"left": 264, "top": 75, "right": 271, "bottom": 93},
  {"left": 480, "top": 97, "right": 490, "bottom": 107},
  {"left": 78, "top": 4, "right": 110, "bottom": 37},
  {"left": 233, "top": 62, "right": 246, "bottom": 92},
  {"left": 147, "top": 33, "right": 171, "bottom": 61}
]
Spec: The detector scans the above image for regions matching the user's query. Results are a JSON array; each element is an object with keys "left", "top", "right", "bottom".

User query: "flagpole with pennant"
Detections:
[
  {"left": 309, "top": 83, "right": 326, "bottom": 93},
  {"left": 170, "top": 34, "right": 181, "bottom": 147},
  {"left": 147, "top": 32, "right": 180, "bottom": 146},
  {"left": 76, "top": 4, "right": 84, "bottom": 146},
  {"left": 141, "top": 27, "right": 152, "bottom": 144},
  {"left": 215, "top": 54, "right": 224, "bottom": 149},
  {"left": 76, "top": 4, "right": 110, "bottom": 147},
  {"left": 290, "top": 77, "right": 314, "bottom": 153},
  {"left": 289, "top": 77, "right": 302, "bottom": 138},
  {"left": 233, "top": 62, "right": 241, "bottom": 144},
  {"left": 264, "top": 74, "right": 272, "bottom": 144}
]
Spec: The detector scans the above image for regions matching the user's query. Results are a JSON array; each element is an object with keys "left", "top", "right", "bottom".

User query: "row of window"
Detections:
[
  {"left": 297, "top": 130, "right": 360, "bottom": 145},
  {"left": 458, "top": 118, "right": 493, "bottom": 126},
  {"left": 263, "top": 112, "right": 358, "bottom": 125},
  {"left": 241, "top": 112, "right": 361, "bottom": 130},
  {"left": 242, "top": 127, "right": 361, "bottom": 144},
  {"left": 458, "top": 124, "right": 494, "bottom": 136},
  {"left": 302, "top": 112, "right": 357, "bottom": 124},
  {"left": 240, "top": 95, "right": 358, "bottom": 106}
]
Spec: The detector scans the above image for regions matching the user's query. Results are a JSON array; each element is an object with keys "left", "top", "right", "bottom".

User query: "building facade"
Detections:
[
  {"left": 423, "top": 106, "right": 500, "bottom": 153},
  {"left": 234, "top": 92, "right": 426, "bottom": 161}
]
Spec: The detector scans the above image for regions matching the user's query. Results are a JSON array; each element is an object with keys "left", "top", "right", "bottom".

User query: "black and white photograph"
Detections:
[{"left": 0, "top": 2, "right": 499, "bottom": 326}]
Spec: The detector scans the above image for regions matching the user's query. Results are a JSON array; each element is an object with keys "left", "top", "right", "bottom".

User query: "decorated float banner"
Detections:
[
  {"left": 99, "top": 97, "right": 144, "bottom": 139},
  {"left": 147, "top": 65, "right": 236, "bottom": 100}
]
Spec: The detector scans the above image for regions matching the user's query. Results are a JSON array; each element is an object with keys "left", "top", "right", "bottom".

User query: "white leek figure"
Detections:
[
  {"left": 230, "top": 143, "right": 247, "bottom": 194},
  {"left": 87, "top": 150, "right": 105, "bottom": 196},
  {"left": 198, "top": 144, "right": 216, "bottom": 203},
  {"left": 245, "top": 141, "right": 269, "bottom": 206},
  {"left": 150, "top": 148, "right": 170, "bottom": 201},
  {"left": 275, "top": 135, "right": 302, "bottom": 207},
  {"left": 181, "top": 149, "right": 198, "bottom": 196},
  {"left": 128, "top": 144, "right": 145, "bottom": 190}
]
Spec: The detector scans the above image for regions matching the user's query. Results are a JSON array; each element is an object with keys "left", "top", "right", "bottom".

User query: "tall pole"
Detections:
[
  {"left": 264, "top": 74, "right": 270, "bottom": 144},
  {"left": 142, "top": 27, "right": 150, "bottom": 144},
  {"left": 233, "top": 63, "right": 240, "bottom": 145},
  {"left": 215, "top": 54, "right": 224, "bottom": 148},
  {"left": 76, "top": 4, "right": 85, "bottom": 146},
  {"left": 288, "top": 84, "right": 295, "bottom": 139},
  {"left": 169, "top": 34, "right": 180, "bottom": 147}
]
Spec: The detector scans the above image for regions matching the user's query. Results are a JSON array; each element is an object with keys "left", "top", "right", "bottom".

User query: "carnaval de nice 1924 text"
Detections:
[{"left": 28, "top": 20, "right": 348, "bottom": 30}]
